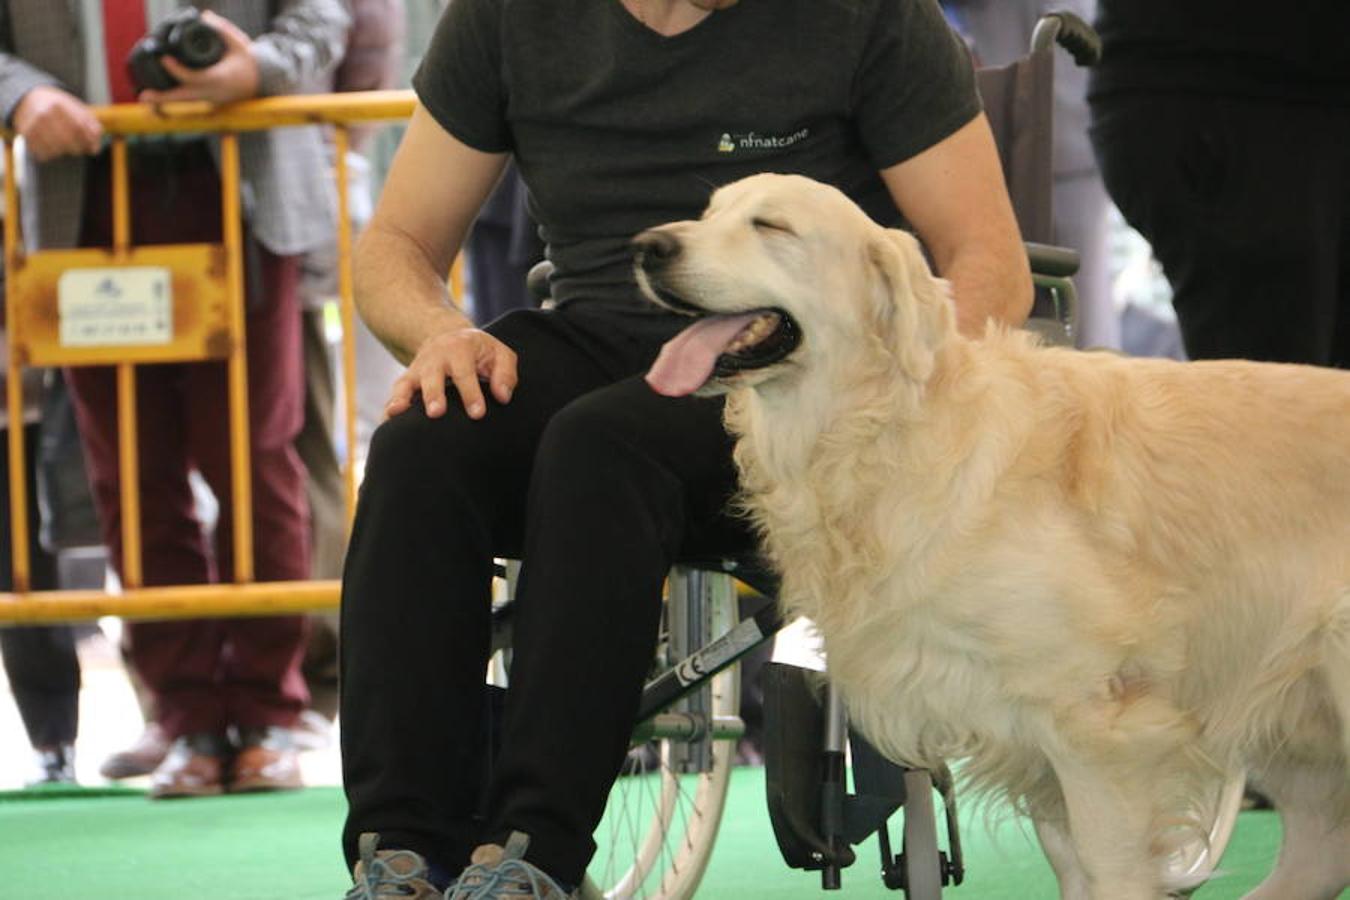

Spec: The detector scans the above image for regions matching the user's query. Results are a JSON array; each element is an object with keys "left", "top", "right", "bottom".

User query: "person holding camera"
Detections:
[{"left": 0, "top": 0, "right": 348, "bottom": 797}]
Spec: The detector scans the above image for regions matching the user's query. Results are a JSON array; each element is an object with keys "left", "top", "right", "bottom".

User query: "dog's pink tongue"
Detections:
[{"left": 646, "top": 313, "right": 761, "bottom": 397}]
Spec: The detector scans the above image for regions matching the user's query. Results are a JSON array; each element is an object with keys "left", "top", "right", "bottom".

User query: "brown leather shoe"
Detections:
[
  {"left": 229, "top": 726, "right": 303, "bottom": 793},
  {"left": 149, "top": 733, "right": 230, "bottom": 799},
  {"left": 100, "top": 722, "right": 171, "bottom": 780}
]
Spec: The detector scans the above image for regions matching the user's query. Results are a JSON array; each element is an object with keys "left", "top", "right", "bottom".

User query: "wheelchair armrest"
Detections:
[
  {"left": 1027, "top": 241, "right": 1080, "bottom": 346},
  {"left": 1027, "top": 241, "right": 1080, "bottom": 279}
]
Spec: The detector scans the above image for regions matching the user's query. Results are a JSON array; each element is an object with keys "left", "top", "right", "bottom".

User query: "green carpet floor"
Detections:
[{"left": 0, "top": 770, "right": 1341, "bottom": 899}]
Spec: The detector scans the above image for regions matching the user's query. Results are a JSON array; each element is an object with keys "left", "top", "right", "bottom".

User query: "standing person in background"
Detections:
[
  {"left": 943, "top": 0, "right": 1119, "bottom": 350},
  {"left": 1088, "top": 0, "right": 1349, "bottom": 367},
  {"left": 294, "top": 0, "right": 406, "bottom": 739},
  {"left": 0, "top": 353, "right": 79, "bottom": 785},
  {"left": 340, "top": 0, "right": 1031, "bottom": 896},
  {"left": 0, "top": 0, "right": 349, "bottom": 797}
]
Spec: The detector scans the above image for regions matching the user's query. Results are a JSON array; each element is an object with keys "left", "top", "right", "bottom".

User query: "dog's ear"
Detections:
[{"left": 867, "top": 228, "right": 954, "bottom": 381}]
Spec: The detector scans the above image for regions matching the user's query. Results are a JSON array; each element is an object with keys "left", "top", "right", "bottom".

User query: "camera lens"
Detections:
[
  {"left": 174, "top": 21, "right": 226, "bottom": 69},
  {"left": 125, "top": 9, "right": 227, "bottom": 92}
]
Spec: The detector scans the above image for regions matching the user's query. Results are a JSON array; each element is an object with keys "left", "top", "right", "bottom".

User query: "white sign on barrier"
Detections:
[{"left": 58, "top": 267, "right": 173, "bottom": 347}]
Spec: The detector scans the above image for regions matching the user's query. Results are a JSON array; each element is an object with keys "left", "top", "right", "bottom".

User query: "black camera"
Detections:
[{"left": 126, "top": 8, "right": 226, "bottom": 93}]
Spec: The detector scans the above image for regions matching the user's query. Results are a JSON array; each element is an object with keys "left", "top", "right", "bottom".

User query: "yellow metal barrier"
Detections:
[{"left": 1, "top": 90, "right": 420, "bottom": 624}]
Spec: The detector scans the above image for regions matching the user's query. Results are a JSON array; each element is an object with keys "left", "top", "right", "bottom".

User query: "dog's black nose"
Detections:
[{"left": 633, "top": 229, "right": 681, "bottom": 267}]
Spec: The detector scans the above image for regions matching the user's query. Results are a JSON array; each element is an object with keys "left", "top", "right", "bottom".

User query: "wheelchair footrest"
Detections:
[
  {"left": 763, "top": 661, "right": 964, "bottom": 892},
  {"left": 844, "top": 730, "right": 907, "bottom": 846},
  {"left": 762, "top": 662, "right": 855, "bottom": 871},
  {"left": 766, "top": 666, "right": 847, "bottom": 868}
]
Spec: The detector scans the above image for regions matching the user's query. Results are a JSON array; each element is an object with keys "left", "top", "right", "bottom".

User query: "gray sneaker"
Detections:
[
  {"left": 345, "top": 832, "right": 444, "bottom": 899},
  {"left": 445, "top": 832, "right": 575, "bottom": 899}
]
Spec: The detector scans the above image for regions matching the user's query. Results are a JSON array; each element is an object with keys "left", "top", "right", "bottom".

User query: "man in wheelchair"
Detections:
[{"left": 339, "top": 0, "right": 1032, "bottom": 897}]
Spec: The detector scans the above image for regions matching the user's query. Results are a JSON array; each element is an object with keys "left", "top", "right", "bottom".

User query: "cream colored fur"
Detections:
[{"left": 638, "top": 174, "right": 1350, "bottom": 900}]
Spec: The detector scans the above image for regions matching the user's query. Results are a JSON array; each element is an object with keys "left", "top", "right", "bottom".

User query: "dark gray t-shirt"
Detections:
[{"left": 415, "top": 0, "right": 980, "bottom": 306}]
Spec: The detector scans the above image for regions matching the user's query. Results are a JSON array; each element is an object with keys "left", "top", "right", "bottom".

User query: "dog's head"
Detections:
[{"left": 637, "top": 173, "right": 954, "bottom": 398}]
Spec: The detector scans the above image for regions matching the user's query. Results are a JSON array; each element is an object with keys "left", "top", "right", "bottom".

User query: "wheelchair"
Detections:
[{"left": 489, "top": 12, "right": 1244, "bottom": 898}]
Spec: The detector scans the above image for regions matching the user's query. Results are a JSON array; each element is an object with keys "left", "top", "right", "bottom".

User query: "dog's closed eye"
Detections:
[{"left": 752, "top": 217, "right": 794, "bottom": 235}]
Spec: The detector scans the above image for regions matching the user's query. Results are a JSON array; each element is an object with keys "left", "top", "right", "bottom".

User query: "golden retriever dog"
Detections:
[{"left": 633, "top": 173, "right": 1350, "bottom": 900}]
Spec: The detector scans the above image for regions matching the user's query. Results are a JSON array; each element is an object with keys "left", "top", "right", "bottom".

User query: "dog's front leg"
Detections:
[
  {"left": 1046, "top": 752, "right": 1166, "bottom": 900},
  {"left": 1034, "top": 817, "right": 1091, "bottom": 900},
  {"left": 1242, "top": 762, "right": 1350, "bottom": 900}
]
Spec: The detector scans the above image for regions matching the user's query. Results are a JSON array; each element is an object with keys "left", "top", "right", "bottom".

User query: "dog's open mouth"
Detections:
[{"left": 646, "top": 307, "right": 801, "bottom": 397}]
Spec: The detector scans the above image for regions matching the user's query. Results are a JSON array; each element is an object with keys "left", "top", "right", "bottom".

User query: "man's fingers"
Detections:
[
  {"left": 384, "top": 373, "right": 416, "bottom": 417},
  {"left": 489, "top": 374, "right": 515, "bottom": 405},
  {"left": 158, "top": 56, "right": 202, "bottom": 85},
  {"left": 25, "top": 135, "right": 56, "bottom": 162},
  {"left": 77, "top": 111, "right": 103, "bottom": 154},
  {"left": 485, "top": 345, "right": 518, "bottom": 404},
  {"left": 140, "top": 83, "right": 207, "bottom": 105},
  {"left": 422, "top": 368, "right": 456, "bottom": 418},
  {"left": 140, "top": 59, "right": 215, "bottom": 104},
  {"left": 14, "top": 90, "right": 101, "bottom": 159},
  {"left": 30, "top": 118, "right": 82, "bottom": 161},
  {"left": 447, "top": 354, "right": 486, "bottom": 419},
  {"left": 197, "top": 8, "right": 251, "bottom": 48},
  {"left": 389, "top": 331, "right": 513, "bottom": 422},
  {"left": 60, "top": 101, "right": 102, "bottom": 151}
]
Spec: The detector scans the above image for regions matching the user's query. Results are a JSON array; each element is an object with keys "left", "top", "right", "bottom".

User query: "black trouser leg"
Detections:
[
  {"left": 1, "top": 626, "right": 79, "bottom": 748},
  {"left": 341, "top": 310, "right": 616, "bottom": 870},
  {"left": 341, "top": 303, "right": 758, "bottom": 880},
  {"left": 484, "top": 377, "right": 756, "bottom": 886},
  {"left": 1090, "top": 94, "right": 1350, "bottom": 366},
  {"left": 0, "top": 423, "right": 77, "bottom": 749}
]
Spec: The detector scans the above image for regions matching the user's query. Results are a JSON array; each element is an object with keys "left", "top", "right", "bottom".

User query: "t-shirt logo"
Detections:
[{"left": 716, "top": 128, "right": 811, "bottom": 153}]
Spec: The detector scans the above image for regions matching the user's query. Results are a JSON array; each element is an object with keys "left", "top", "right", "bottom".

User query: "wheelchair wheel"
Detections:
[
  {"left": 900, "top": 768, "right": 945, "bottom": 899},
  {"left": 1159, "top": 773, "right": 1246, "bottom": 895},
  {"left": 578, "top": 568, "right": 742, "bottom": 900}
]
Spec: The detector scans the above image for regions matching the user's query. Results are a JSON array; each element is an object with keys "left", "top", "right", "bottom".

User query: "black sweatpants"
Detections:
[
  {"left": 1090, "top": 93, "right": 1350, "bottom": 366},
  {"left": 339, "top": 302, "right": 758, "bottom": 885}
]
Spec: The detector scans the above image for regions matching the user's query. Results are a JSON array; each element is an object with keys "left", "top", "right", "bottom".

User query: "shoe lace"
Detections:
[
  {"left": 346, "top": 833, "right": 429, "bottom": 899},
  {"left": 447, "top": 859, "right": 568, "bottom": 899},
  {"left": 445, "top": 833, "right": 569, "bottom": 899}
]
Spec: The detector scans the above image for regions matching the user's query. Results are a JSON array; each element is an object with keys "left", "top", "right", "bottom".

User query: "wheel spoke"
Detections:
[{"left": 581, "top": 569, "right": 742, "bottom": 900}]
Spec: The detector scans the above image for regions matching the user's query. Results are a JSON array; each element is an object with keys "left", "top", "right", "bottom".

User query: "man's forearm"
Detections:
[
  {"left": 943, "top": 241, "right": 1033, "bottom": 338},
  {"left": 354, "top": 223, "right": 472, "bottom": 366}
]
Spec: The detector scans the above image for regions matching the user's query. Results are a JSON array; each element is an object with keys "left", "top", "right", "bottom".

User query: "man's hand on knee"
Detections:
[{"left": 386, "top": 329, "right": 517, "bottom": 420}]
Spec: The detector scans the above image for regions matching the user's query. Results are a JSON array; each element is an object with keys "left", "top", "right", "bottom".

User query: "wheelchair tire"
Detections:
[
  {"left": 578, "top": 671, "right": 737, "bottom": 899},
  {"left": 577, "top": 572, "right": 741, "bottom": 900},
  {"left": 1159, "top": 773, "right": 1245, "bottom": 896},
  {"left": 900, "top": 768, "right": 945, "bottom": 900}
]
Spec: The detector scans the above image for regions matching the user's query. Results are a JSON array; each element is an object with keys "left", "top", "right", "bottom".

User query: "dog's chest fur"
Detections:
[{"left": 723, "top": 379, "right": 1086, "bottom": 769}]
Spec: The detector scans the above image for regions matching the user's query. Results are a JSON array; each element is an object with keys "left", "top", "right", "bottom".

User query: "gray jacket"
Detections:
[{"left": 0, "top": 0, "right": 350, "bottom": 255}]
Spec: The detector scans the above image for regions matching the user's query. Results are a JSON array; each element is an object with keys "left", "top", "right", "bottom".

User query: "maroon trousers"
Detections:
[{"left": 65, "top": 142, "right": 311, "bottom": 737}]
